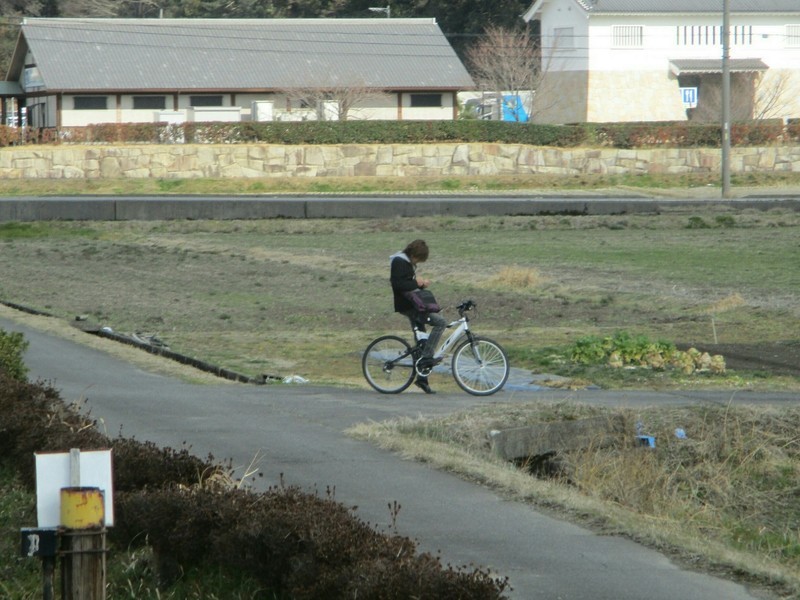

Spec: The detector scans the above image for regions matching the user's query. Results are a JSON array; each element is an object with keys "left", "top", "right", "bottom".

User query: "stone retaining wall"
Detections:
[{"left": 1, "top": 143, "right": 799, "bottom": 179}]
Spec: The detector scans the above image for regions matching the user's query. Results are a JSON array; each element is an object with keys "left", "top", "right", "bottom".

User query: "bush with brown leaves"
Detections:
[{"left": 0, "top": 371, "right": 508, "bottom": 598}]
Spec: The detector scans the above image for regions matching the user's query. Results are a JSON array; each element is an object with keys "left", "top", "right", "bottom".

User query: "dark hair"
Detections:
[{"left": 403, "top": 239, "right": 429, "bottom": 262}]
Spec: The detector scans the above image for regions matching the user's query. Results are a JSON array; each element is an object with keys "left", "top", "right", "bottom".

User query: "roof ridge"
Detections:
[{"left": 23, "top": 17, "right": 437, "bottom": 24}]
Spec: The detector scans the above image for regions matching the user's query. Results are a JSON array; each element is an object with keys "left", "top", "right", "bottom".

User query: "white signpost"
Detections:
[
  {"left": 35, "top": 449, "right": 114, "bottom": 527},
  {"left": 23, "top": 449, "right": 113, "bottom": 600}
]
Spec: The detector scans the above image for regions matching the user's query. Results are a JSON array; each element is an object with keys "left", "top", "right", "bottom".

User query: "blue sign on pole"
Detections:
[{"left": 680, "top": 87, "right": 698, "bottom": 108}]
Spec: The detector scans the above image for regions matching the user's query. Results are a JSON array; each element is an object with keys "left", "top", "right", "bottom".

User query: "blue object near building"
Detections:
[{"left": 502, "top": 95, "right": 528, "bottom": 122}]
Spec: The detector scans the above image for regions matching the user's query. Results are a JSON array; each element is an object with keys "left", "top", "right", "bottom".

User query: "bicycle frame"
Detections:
[
  {"left": 414, "top": 300, "right": 477, "bottom": 360},
  {"left": 419, "top": 317, "right": 472, "bottom": 360}
]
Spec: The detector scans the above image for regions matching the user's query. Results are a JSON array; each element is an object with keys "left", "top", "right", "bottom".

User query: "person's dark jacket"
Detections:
[{"left": 389, "top": 251, "right": 419, "bottom": 313}]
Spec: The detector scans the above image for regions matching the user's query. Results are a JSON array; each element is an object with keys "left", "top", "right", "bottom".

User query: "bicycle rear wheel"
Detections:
[
  {"left": 362, "top": 335, "right": 416, "bottom": 394},
  {"left": 452, "top": 336, "right": 509, "bottom": 396}
]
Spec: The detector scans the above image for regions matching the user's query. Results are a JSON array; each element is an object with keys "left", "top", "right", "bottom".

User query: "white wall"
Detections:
[
  {"left": 589, "top": 14, "right": 800, "bottom": 68},
  {"left": 534, "top": 4, "right": 800, "bottom": 122},
  {"left": 45, "top": 91, "right": 460, "bottom": 126},
  {"left": 540, "top": 0, "right": 588, "bottom": 73}
]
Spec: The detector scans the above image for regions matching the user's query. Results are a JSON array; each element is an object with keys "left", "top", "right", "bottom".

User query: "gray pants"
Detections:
[{"left": 405, "top": 311, "right": 446, "bottom": 359}]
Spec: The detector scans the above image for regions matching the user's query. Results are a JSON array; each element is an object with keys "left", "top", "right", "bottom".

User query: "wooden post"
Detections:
[
  {"left": 42, "top": 556, "right": 55, "bottom": 600},
  {"left": 60, "top": 528, "right": 107, "bottom": 599},
  {"left": 59, "top": 487, "right": 107, "bottom": 600},
  {"left": 20, "top": 528, "right": 59, "bottom": 600}
]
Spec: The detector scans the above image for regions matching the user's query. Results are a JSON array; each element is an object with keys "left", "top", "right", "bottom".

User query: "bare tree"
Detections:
[
  {"left": 752, "top": 71, "right": 794, "bottom": 121},
  {"left": 690, "top": 71, "right": 793, "bottom": 122},
  {"left": 465, "top": 25, "right": 539, "bottom": 121},
  {"left": 281, "top": 83, "right": 389, "bottom": 121}
]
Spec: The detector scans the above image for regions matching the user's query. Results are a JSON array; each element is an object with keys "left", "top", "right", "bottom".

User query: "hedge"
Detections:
[{"left": 3, "top": 118, "right": 797, "bottom": 148}]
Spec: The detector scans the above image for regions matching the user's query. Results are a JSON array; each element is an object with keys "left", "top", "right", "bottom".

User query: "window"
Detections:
[
  {"left": 133, "top": 96, "right": 166, "bottom": 110},
  {"left": 676, "top": 25, "right": 753, "bottom": 46},
  {"left": 612, "top": 25, "right": 643, "bottom": 48},
  {"left": 787, "top": 24, "right": 800, "bottom": 47},
  {"left": 731, "top": 25, "right": 753, "bottom": 45},
  {"left": 677, "top": 25, "right": 717, "bottom": 46},
  {"left": 553, "top": 27, "right": 575, "bottom": 52},
  {"left": 189, "top": 95, "right": 223, "bottom": 107},
  {"left": 74, "top": 96, "right": 107, "bottom": 110},
  {"left": 410, "top": 94, "right": 442, "bottom": 108}
]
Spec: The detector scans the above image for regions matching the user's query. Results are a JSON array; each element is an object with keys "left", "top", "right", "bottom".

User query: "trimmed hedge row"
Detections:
[
  {"left": 0, "top": 365, "right": 508, "bottom": 598},
  {"left": 3, "top": 118, "right": 799, "bottom": 148}
]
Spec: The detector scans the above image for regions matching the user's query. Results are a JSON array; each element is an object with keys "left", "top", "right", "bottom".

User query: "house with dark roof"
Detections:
[
  {"left": 4, "top": 17, "right": 475, "bottom": 128},
  {"left": 522, "top": 0, "right": 800, "bottom": 123}
]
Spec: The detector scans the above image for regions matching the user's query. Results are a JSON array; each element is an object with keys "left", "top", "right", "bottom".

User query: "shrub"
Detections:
[
  {"left": 687, "top": 216, "right": 711, "bottom": 229},
  {"left": 787, "top": 120, "right": 800, "bottom": 143},
  {"left": 0, "top": 125, "right": 25, "bottom": 146},
  {"left": 0, "top": 370, "right": 509, "bottom": 598},
  {"left": 569, "top": 331, "right": 724, "bottom": 374},
  {"left": 113, "top": 484, "right": 507, "bottom": 598},
  {"left": 0, "top": 328, "right": 29, "bottom": 381}
]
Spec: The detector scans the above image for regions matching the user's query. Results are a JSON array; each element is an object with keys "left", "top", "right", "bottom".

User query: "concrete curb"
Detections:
[
  {"left": 1, "top": 195, "right": 799, "bottom": 221},
  {"left": 1, "top": 300, "right": 272, "bottom": 385}
]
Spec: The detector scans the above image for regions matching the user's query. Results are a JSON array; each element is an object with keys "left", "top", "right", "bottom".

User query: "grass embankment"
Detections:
[
  {"left": 348, "top": 402, "right": 800, "bottom": 598},
  {"left": 0, "top": 171, "right": 799, "bottom": 196}
]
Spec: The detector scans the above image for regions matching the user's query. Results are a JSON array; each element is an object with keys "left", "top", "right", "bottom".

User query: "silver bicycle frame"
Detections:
[{"left": 430, "top": 317, "right": 470, "bottom": 360}]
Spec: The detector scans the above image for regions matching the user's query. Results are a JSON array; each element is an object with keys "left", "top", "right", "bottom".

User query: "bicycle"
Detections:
[{"left": 362, "top": 300, "right": 509, "bottom": 396}]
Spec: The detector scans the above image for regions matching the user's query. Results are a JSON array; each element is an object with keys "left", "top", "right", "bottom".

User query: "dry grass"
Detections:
[
  {"left": 483, "top": 265, "right": 546, "bottom": 289},
  {"left": 0, "top": 171, "right": 799, "bottom": 197},
  {"left": 706, "top": 292, "right": 747, "bottom": 314},
  {"left": 348, "top": 401, "right": 800, "bottom": 597}
]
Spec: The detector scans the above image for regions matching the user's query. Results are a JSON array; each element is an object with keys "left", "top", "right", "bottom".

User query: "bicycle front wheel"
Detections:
[
  {"left": 362, "top": 335, "right": 416, "bottom": 394},
  {"left": 452, "top": 336, "right": 509, "bottom": 396}
]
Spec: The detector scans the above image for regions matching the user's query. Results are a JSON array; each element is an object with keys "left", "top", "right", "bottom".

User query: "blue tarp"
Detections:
[{"left": 502, "top": 95, "right": 528, "bottom": 122}]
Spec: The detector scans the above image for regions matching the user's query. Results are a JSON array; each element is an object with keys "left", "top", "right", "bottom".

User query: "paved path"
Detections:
[{"left": 4, "top": 315, "right": 792, "bottom": 600}]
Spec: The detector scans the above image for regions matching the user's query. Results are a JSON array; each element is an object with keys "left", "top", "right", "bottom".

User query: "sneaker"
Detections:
[
  {"left": 414, "top": 379, "right": 436, "bottom": 394},
  {"left": 416, "top": 356, "right": 443, "bottom": 370}
]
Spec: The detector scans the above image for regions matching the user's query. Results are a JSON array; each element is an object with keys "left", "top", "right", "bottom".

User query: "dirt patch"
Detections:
[{"left": 678, "top": 341, "right": 800, "bottom": 378}]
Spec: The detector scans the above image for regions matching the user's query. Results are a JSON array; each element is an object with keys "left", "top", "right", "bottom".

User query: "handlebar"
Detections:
[{"left": 457, "top": 300, "right": 476, "bottom": 316}]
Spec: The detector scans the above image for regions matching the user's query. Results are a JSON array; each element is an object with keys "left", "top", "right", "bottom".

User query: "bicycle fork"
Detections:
[{"left": 461, "top": 332, "right": 485, "bottom": 364}]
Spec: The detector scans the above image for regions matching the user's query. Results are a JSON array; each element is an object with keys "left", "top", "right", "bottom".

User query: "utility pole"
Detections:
[{"left": 721, "top": 0, "right": 732, "bottom": 198}]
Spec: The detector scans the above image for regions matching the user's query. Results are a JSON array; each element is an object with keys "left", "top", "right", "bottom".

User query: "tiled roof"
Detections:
[
  {"left": 580, "top": 0, "right": 800, "bottom": 12},
  {"left": 11, "top": 18, "right": 475, "bottom": 93},
  {"left": 669, "top": 58, "right": 769, "bottom": 75},
  {"left": 527, "top": 0, "right": 800, "bottom": 16}
]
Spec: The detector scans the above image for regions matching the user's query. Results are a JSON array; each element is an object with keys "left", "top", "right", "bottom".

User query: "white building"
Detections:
[
  {"left": 4, "top": 18, "right": 475, "bottom": 129},
  {"left": 522, "top": 0, "right": 800, "bottom": 124}
]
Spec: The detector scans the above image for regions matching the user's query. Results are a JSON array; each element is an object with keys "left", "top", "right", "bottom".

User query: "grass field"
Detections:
[{"left": 0, "top": 203, "right": 797, "bottom": 391}]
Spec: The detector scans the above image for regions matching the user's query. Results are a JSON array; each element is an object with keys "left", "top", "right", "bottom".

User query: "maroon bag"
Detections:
[{"left": 404, "top": 289, "right": 441, "bottom": 313}]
